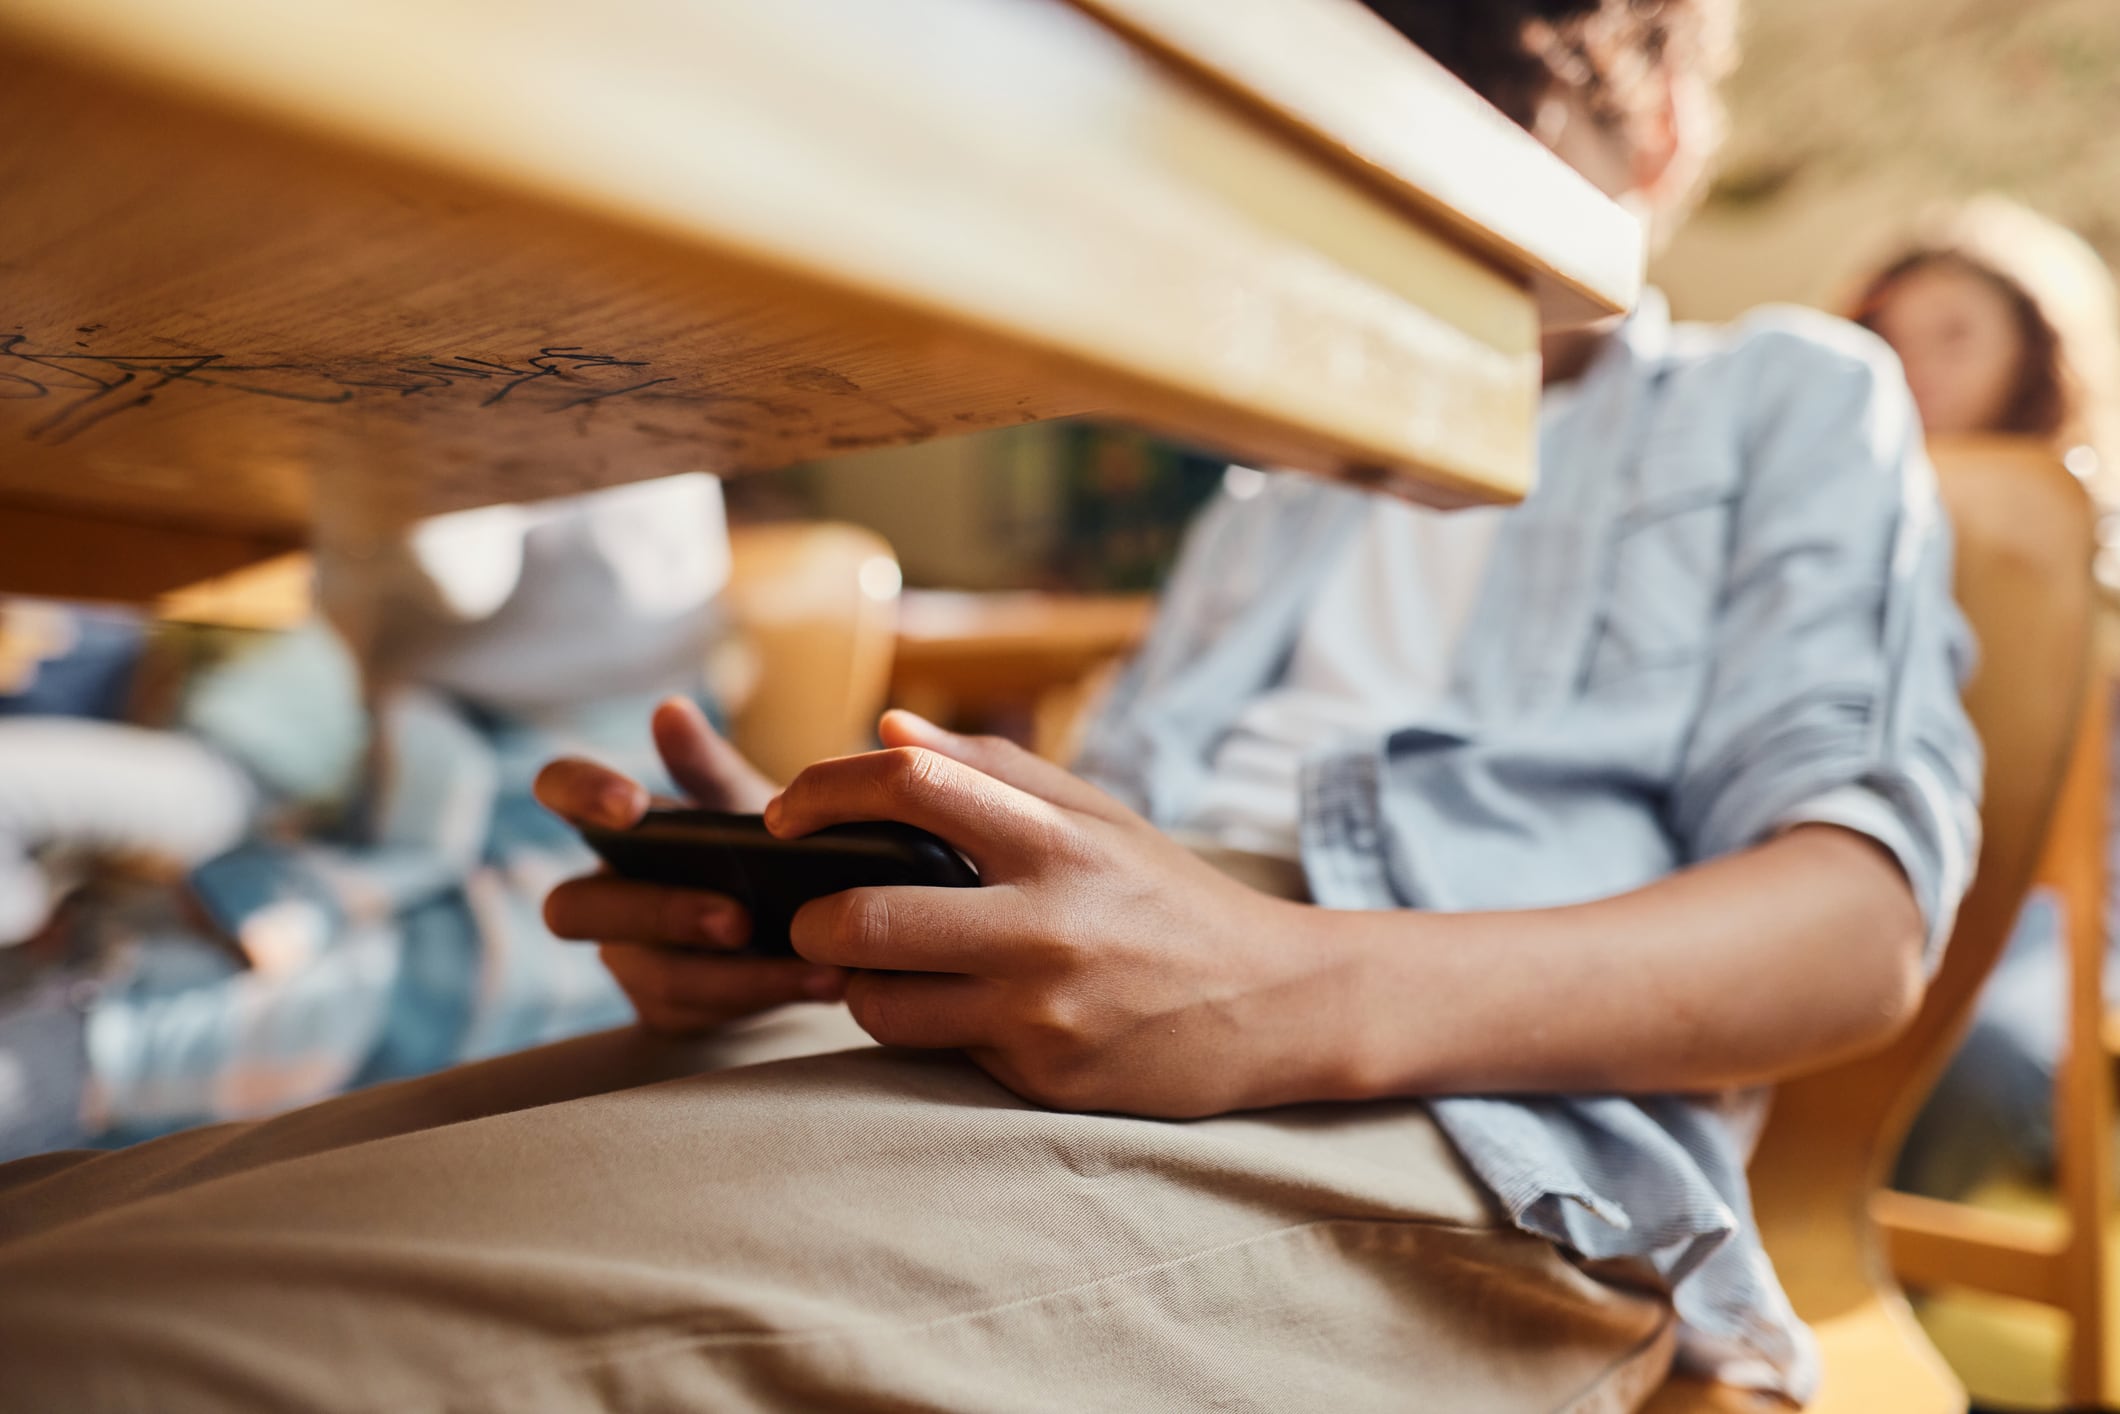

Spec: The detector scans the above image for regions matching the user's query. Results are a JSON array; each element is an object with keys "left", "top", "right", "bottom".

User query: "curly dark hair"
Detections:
[
  {"left": 1355, "top": 0, "right": 1738, "bottom": 136},
  {"left": 1856, "top": 254, "right": 2069, "bottom": 442}
]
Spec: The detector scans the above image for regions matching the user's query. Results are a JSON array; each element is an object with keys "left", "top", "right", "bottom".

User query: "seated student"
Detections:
[
  {"left": 0, "top": 601, "right": 251, "bottom": 1157},
  {"left": 0, "top": 2, "right": 1978, "bottom": 1409},
  {"left": 0, "top": 475, "right": 730, "bottom": 1152},
  {"left": 1849, "top": 196, "right": 2117, "bottom": 467},
  {"left": 1843, "top": 197, "right": 2120, "bottom": 1200}
]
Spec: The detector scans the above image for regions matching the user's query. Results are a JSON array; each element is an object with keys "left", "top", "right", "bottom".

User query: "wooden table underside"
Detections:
[{"left": 0, "top": 0, "right": 1639, "bottom": 607}]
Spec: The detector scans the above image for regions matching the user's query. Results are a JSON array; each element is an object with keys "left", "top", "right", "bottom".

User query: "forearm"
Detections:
[{"left": 1307, "top": 825, "right": 1928, "bottom": 1100}]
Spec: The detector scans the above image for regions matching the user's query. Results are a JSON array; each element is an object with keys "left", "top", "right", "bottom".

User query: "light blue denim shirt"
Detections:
[{"left": 1075, "top": 292, "right": 1983, "bottom": 1398}]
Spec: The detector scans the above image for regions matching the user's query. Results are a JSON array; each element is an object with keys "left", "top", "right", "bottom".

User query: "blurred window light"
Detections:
[
  {"left": 859, "top": 555, "right": 904, "bottom": 603},
  {"left": 407, "top": 503, "right": 530, "bottom": 620},
  {"left": 584, "top": 473, "right": 730, "bottom": 617}
]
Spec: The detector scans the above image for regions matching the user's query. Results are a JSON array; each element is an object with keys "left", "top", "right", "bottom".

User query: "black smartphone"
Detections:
[{"left": 577, "top": 809, "right": 978, "bottom": 957}]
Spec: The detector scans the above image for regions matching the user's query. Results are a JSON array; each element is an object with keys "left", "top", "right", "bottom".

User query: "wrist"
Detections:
[
  {"left": 1257, "top": 902, "right": 1410, "bottom": 1106},
  {"left": 1292, "top": 906, "right": 1451, "bottom": 1104}
]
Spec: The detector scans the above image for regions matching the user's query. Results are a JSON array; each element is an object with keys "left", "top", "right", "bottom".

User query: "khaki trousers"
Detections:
[{"left": 0, "top": 1002, "right": 1672, "bottom": 1413}]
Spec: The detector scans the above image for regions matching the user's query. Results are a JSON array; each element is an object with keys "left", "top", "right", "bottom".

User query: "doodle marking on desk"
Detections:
[{"left": 0, "top": 336, "right": 684, "bottom": 445}]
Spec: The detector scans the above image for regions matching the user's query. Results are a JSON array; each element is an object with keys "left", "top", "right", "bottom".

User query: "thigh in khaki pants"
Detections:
[{"left": 0, "top": 1007, "right": 1674, "bottom": 1412}]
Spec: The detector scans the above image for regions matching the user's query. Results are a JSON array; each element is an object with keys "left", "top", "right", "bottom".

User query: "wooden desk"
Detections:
[{"left": 0, "top": 0, "right": 1639, "bottom": 608}]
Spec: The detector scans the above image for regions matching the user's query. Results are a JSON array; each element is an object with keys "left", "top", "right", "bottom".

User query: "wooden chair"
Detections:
[
  {"left": 2048, "top": 677, "right": 2115, "bottom": 1405},
  {"left": 1649, "top": 437, "right": 2099, "bottom": 1411},
  {"left": 1870, "top": 663, "right": 2112, "bottom": 1408},
  {"left": 721, "top": 523, "right": 903, "bottom": 786}
]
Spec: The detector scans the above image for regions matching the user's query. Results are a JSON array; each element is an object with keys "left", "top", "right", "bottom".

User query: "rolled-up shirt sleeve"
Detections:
[{"left": 1668, "top": 322, "right": 1983, "bottom": 967}]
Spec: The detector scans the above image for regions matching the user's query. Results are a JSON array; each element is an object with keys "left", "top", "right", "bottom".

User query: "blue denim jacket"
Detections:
[{"left": 1076, "top": 293, "right": 1983, "bottom": 1397}]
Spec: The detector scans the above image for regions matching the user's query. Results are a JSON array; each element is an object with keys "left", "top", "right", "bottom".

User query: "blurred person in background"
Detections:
[
  {"left": 1851, "top": 195, "right": 2118, "bottom": 482},
  {"left": 0, "top": 474, "right": 730, "bottom": 1158},
  {"left": 1845, "top": 197, "right": 2120, "bottom": 1201},
  {"left": 0, "top": 597, "right": 245, "bottom": 1157}
]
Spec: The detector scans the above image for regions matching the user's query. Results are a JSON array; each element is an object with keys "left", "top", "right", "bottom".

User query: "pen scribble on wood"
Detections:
[{"left": 0, "top": 335, "right": 690, "bottom": 445}]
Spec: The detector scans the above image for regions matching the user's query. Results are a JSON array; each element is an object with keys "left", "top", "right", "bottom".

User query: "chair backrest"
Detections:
[
  {"left": 721, "top": 522, "right": 901, "bottom": 784},
  {"left": 1744, "top": 438, "right": 2096, "bottom": 1350}
]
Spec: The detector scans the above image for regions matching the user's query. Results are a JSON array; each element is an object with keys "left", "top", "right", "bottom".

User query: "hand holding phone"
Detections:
[{"left": 578, "top": 809, "right": 979, "bottom": 958}]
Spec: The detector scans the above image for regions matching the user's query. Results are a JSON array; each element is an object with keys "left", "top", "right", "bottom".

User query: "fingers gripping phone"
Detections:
[{"left": 577, "top": 809, "right": 979, "bottom": 958}]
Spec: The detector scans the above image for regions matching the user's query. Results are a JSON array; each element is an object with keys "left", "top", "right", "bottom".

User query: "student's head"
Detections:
[
  {"left": 1357, "top": 0, "right": 1740, "bottom": 251},
  {"left": 1849, "top": 197, "right": 2120, "bottom": 473}
]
